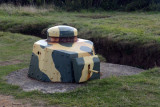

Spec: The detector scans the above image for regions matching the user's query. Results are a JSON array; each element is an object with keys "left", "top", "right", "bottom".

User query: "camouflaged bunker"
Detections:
[{"left": 28, "top": 25, "right": 100, "bottom": 83}]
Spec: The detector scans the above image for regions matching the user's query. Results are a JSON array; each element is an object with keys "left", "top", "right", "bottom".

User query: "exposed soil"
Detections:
[
  {"left": 4, "top": 23, "right": 50, "bottom": 39},
  {"left": 3, "top": 25, "right": 160, "bottom": 69},
  {"left": 76, "top": 15, "right": 112, "bottom": 19},
  {"left": 0, "top": 95, "right": 31, "bottom": 107},
  {"left": 91, "top": 37, "right": 160, "bottom": 69},
  {"left": 6, "top": 63, "right": 144, "bottom": 93},
  {"left": 0, "top": 95, "right": 60, "bottom": 107},
  {"left": 0, "top": 60, "right": 22, "bottom": 66},
  {"left": 9, "top": 29, "right": 160, "bottom": 69}
]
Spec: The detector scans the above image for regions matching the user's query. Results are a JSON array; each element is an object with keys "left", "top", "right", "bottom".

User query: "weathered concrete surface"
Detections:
[
  {"left": 6, "top": 63, "right": 144, "bottom": 93},
  {"left": 6, "top": 68, "right": 84, "bottom": 93},
  {"left": 100, "top": 62, "right": 144, "bottom": 78}
]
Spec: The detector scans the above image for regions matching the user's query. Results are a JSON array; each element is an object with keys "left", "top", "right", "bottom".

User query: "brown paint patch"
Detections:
[
  {"left": 87, "top": 64, "right": 91, "bottom": 80},
  {"left": 47, "top": 36, "right": 77, "bottom": 43},
  {"left": 0, "top": 60, "right": 22, "bottom": 66}
]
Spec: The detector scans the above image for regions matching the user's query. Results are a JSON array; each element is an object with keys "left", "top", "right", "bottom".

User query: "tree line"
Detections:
[{"left": 0, "top": 0, "right": 160, "bottom": 11}]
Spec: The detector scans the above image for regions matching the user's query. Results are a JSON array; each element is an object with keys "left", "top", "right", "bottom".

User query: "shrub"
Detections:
[{"left": 0, "top": 0, "right": 160, "bottom": 11}]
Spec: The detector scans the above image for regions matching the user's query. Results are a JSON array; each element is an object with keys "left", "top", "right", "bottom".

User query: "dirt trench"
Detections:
[
  {"left": 4, "top": 24, "right": 160, "bottom": 69},
  {"left": 27, "top": 28, "right": 160, "bottom": 69},
  {"left": 91, "top": 37, "right": 160, "bottom": 69}
]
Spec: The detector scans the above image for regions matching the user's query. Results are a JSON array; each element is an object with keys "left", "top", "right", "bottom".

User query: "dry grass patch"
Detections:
[{"left": 0, "top": 4, "right": 54, "bottom": 15}]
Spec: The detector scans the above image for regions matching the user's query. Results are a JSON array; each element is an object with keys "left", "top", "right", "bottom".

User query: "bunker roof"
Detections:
[{"left": 47, "top": 25, "right": 78, "bottom": 38}]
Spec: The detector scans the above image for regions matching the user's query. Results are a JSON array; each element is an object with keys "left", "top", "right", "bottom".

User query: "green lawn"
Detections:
[
  {"left": 0, "top": 8, "right": 160, "bottom": 44},
  {"left": 0, "top": 32, "right": 160, "bottom": 106},
  {"left": 0, "top": 5, "right": 160, "bottom": 106}
]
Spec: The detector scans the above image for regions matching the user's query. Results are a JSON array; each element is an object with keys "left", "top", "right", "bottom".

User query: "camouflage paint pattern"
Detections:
[
  {"left": 47, "top": 25, "right": 78, "bottom": 37},
  {"left": 28, "top": 38, "right": 100, "bottom": 83},
  {"left": 28, "top": 25, "right": 100, "bottom": 83}
]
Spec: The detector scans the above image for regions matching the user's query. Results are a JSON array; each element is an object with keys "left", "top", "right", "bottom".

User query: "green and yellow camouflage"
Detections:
[{"left": 28, "top": 25, "right": 100, "bottom": 83}]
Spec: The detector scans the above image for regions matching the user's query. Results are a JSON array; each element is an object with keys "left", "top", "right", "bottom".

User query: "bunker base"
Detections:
[{"left": 6, "top": 63, "right": 144, "bottom": 93}]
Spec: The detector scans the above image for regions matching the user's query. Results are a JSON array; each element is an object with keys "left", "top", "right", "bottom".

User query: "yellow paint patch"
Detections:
[
  {"left": 32, "top": 43, "right": 61, "bottom": 82},
  {"left": 42, "top": 49, "right": 61, "bottom": 82},
  {"left": 47, "top": 26, "right": 60, "bottom": 37},
  {"left": 32, "top": 39, "right": 96, "bottom": 82},
  {"left": 47, "top": 39, "right": 94, "bottom": 58},
  {"left": 74, "top": 28, "right": 78, "bottom": 36},
  {"left": 79, "top": 56, "right": 99, "bottom": 82}
]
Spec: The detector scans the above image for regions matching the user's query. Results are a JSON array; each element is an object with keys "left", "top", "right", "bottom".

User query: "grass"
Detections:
[
  {"left": 0, "top": 32, "right": 39, "bottom": 62},
  {"left": 0, "top": 32, "right": 160, "bottom": 106},
  {"left": 0, "top": 3, "right": 54, "bottom": 15},
  {"left": 0, "top": 5, "right": 160, "bottom": 106},
  {"left": 0, "top": 5, "right": 160, "bottom": 45}
]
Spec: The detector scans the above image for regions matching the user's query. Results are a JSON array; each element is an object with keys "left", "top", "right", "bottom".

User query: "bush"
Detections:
[
  {"left": 126, "top": 0, "right": 150, "bottom": 11},
  {"left": 0, "top": 0, "right": 160, "bottom": 11},
  {"left": 149, "top": 0, "right": 160, "bottom": 11}
]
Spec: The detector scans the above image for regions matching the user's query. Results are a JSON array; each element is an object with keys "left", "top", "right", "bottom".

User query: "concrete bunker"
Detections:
[{"left": 28, "top": 25, "right": 100, "bottom": 83}]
